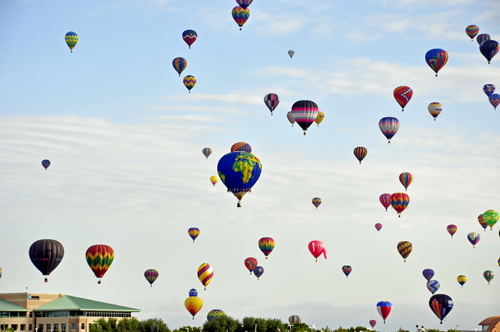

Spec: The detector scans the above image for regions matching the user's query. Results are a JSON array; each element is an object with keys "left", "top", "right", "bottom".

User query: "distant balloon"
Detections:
[
  {"left": 498, "top": 257, "right": 500, "bottom": 267},
  {"left": 393, "top": 86, "right": 413, "bottom": 111},
  {"left": 429, "top": 294, "right": 453, "bottom": 324},
  {"left": 308, "top": 240, "right": 327, "bottom": 262},
  {"left": 479, "top": 40, "right": 499, "bottom": 64},
  {"left": 477, "top": 34, "right": 490, "bottom": 45},
  {"left": 489, "top": 94, "right": 500, "bottom": 110},
  {"left": 231, "top": 142, "right": 252, "bottom": 153},
  {"left": 483, "top": 84, "right": 495, "bottom": 97},
  {"left": 232, "top": 6, "right": 250, "bottom": 30},
  {"left": 375, "top": 223, "right": 383, "bottom": 232},
  {"left": 467, "top": 232, "right": 480, "bottom": 248},
  {"left": 210, "top": 175, "right": 218, "bottom": 186},
  {"left": 287, "top": 111, "right": 296, "bottom": 126},
  {"left": 183, "top": 75, "right": 196, "bottom": 93},
  {"left": 457, "top": 275, "right": 467, "bottom": 287},
  {"left": 390, "top": 193, "right": 410, "bottom": 217},
  {"left": 379, "top": 117, "right": 400, "bottom": 143},
  {"left": 478, "top": 214, "right": 488, "bottom": 231},
  {"left": 484, "top": 270, "right": 494, "bottom": 284},
  {"left": 376, "top": 301, "right": 392, "bottom": 323},
  {"left": 41, "top": 159, "right": 51, "bottom": 170},
  {"left": 86, "top": 244, "right": 114, "bottom": 284},
  {"left": 315, "top": 111, "right": 324, "bottom": 127},
  {"left": 289, "top": 315, "right": 301, "bottom": 324},
  {"left": 428, "top": 102, "right": 442, "bottom": 121},
  {"left": 172, "top": 57, "right": 187, "bottom": 77},
  {"left": 207, "top": 309, "right": 226, "bottom": 323},
  {"left": 188, "top": 227, "right": 200, "bottom": 242},
  {"left": 182, "top": 30, "right": 197, "bottom": 49},
  {"left": 144, "top": 269, "right": 159, "bottom": 287},
  {"left": 291, "top": 100, "right": 319, "bottom": 135},
  {"left": 353, "top": 147, "right": 367, "bottom": 164},
  {"left": 288, "top": 50, "right": 295, "bottom": 59},
  {"left": 0, "top": 267, "right": 2, "bottom": 279},
  {"left": 258, "top": 237, "right": 275, "bottom": 259},
  {"left": 189, "top": 288, "right": 198, "bottom": 297},
  {"left": 197, "top": 263, "right": 214, "bottom": 290},
  {"left": 29, "top": 239, "right": 64, "bottom": 282},
  {"left": 342, "top": 265, "right": 352, "bottom": 278},
  {"left": 369, "top": 320, "right": 376, "bottom": 328},
  {"left": 244, "top": 257, "right": 258, "bottom": 274},
  {"left": 422, "top": 269, "right": 434, "bottom": 281},
  {"left": 253, "top": 266, "right": 264, "bottom": 279},
  {"left": 447, "top": 224, "right": 457, "bottom": 238},
  {"left": 483, "top": 209, "right": 499, "bottom": 230},
  {"left": 397, "top": 241, "right": 412, "bottom": 262},
  {"left": 379, "top": 193, "right": 391, "bottom": 212},
  {"left": 264, "top": 93, "right": 280, "bottom": 115},
  {"left": 202, "top": 147, "right": 212, "bottom": 159},
  {"left": 399, "top": 172, "right": 413, "bottom": 191},
  {"left": 425, "top": 49, "right": 449, "bottom": 77},
  {"left": 185, "top": 296, "right": 203, "bottom": 319},
  {"left": 427, "top": 280, "right": 440, "bottom": 294},
  {"left": 236, "top": 0, "right": 253, "bottom": 9},
  {"left": 65, "top": 31, "right": 78, "bottom": 53},
  {"left": 312, "top": 197, "right": 322, "bottom": 209},
  {"left": 465, "top": 25, "right": 479, "bottom": 41}
]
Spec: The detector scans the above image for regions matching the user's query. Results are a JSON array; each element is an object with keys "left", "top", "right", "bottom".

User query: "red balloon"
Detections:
[{"left": 308, "top": 240, "right": 327, "bottom": 262}]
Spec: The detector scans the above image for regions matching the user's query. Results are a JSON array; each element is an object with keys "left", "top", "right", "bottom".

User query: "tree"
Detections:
[
  {"left": 117, "top": 318, "right": 141, "bottom": 332},
  {"left": 89, "top": 318, "right": 118, "bottom": 332},
  {"left": 203, "top": 315, "right": 240, "bottom": 332},
  {"left": 140, "top": 318, "right": 171, "bottom": 332}
]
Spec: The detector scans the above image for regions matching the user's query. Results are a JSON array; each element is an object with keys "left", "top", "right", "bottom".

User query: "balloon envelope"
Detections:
[
  {"left": 429, "top": 294, "right": 453, "bottom": 323},
  {"left": 397, "top": 241, "right": 412, "bottom": 261},
  {"left": 390, "top": 193, "right": 410, "bottom": 216},
  {"left": 315, "top": 111, "right": 324, "bottom": 126},
  {"left": 65, "top": 31, "right": 78, "bottom": 52},
  {"left": 288, "top": 50, "right": 295, "bottom": 58},
  {"left": 478, "top": 214, "right": 488, "bottom": 230},
  {"left": 480, "top": 40, "right": 499, "bottom": 64},
  {"left": 457, "top": 275, "right": 467, "bottom": 287},
  {"left": 231, "top": 142, "right": 252, "bottom": 153},
  {"left": 393, "top": 86, "right": 413, "bottom": 111},
  {"left": 308, "top": 240, "right": 327, "bottom": 261},
  {"left": 197, "top": 263, "right": 214, "bottom": 290},
  {"left": 172, "top": 57, "right": 187, "bottom": 76},
  {"left": 467, "top": 232, "right": 480, "bottom": 247},
  {"left": 427, "top": 280, "right": 440, "bottom": 294},
  {"left": 483, "top": 84, "right": 495, "bottom": 97},
  {"left": 399, "top": 172, "right": 413, "bottom": 190},
  {"left": 375, "top": 223, "right": 383, "bottom": 232},
  {"left": 477, "top": 33, "right": 490, "bottom": 45},
  {"left": 264, "top": 93, "right": 280, "bottom": 115},
  {"left": 312, "top": 197, "right": 322, "bottom": 209},
  {"left": 489, "top": 94, "right": 500, "bottom": 110},
  {"left": 447, "top": 224, "right": 457, "bottom": 237},
  {"left": 185, "top": 296, "right": 203, "bottom": 319},
  {"left": 144, "top": 269, "right": 159, "bottom": 287},
  {"left": 428, "top": 102, "right": 442, "bottom": 120},
  {"left": 189, "top": 288, "right": 198, "bottom": 297},
  {"left": 232, "top": 6, "right": 250, "bottom": 30},
  {"left": 182, "top": 30, "right": 197, "bottom": 48},
  {"left": 210, "top": 176, "right": 218, "bottom": 186},
  {"left": 483, "top": 209, "right": 499, "bottom": 229},
  {"left": 353, "top": 147, "right": 367, "bottom": 164},
  {"left": 422, "top": 269, "right": 434, "bottom": 281},
  {"left": 207, "top": 309, "right": 226, "bottom": 323},
  {"left": 41, "top": 159, "right": 51, "bottom": 170},
  {"left": 379, "top": 117, "right": 400, "bottom": 143},
  {"left": 291, "top": 100, "right": 319, "bottom": 135},
  {"left": 258, "top": 237, "right": 275, "bottom": 258},
  {"left": 202, "top": 147, "right": 212, "bottom": 159},
  {"left": 236, "top": 0, "right": 253, "bottom": 9},
  {"left": 425, "top": 49, "right": 449, "bottom": 76},
  {"left": 188, "top": 228, "right": 200, "bottom": 242},
  {"left": 465, "top": 25, "right": 479, "bottom": 40},
  {"left": 483, "top": 270, "right": 494, "bottom": 284},
  {"left": 86, "top": 244, "right": 114, "bottom": 283},
  {"left": 244, "top": 257, "right": 258, "bottom": 274},
  {"left": 379, "top": 193, "right": 391, "bottom": 211},
  {"left": 369, "top": 320, "right": 376, "bottom": 328},
  {"left": 376, "top": 301, "right": 392, "bottom": 323},
  {"left": 253, "top": 266, "right": 264, "bottom": 279},
  {"left": 29, "top": 239, "right": 64, "bottom": 281},
  {"left": 342, "top": 265, "right": 352, "bottom": 278},
  {"left": 183, "top": 75, "right": 196, "bottom": 92},
  {"left": 289, "top": 315, "right": 301, "bottom": 324},
  {"left": 287, "top": 111, "right": 295, "bottom": 126}
]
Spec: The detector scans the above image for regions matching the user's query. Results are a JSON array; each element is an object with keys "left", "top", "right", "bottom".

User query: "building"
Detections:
[
  {"left": 0, "top": 293, "right": 140, "bottom": 332},
  {"left": 479, "top": 316, "right": 500, "bottom": 332}
]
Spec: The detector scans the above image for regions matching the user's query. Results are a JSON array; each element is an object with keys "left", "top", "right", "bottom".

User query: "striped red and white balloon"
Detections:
[
  {"left": 379, "top": 193, "right": 391, "bottom": 211},
  {"left": 291, "top": 100, "right": 319, "bottom": 135}
]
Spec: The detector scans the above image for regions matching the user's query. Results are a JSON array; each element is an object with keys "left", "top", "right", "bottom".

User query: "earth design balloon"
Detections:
[
  {"left": 207, "top": 309, "right": 226, "bottom": 322},
  {"left": 428, "top": 102, "right": 442, "bottom": 121},
  {"left": 429, "top": 294, "right": 453, "bottom": 323},
  {"left": 65, "top": 31, "right": 78, "bottom": 53}
]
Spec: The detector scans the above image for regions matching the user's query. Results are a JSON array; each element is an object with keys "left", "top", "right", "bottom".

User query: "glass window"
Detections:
[
  {"left": 29, "top": 312, "right": 33, "bottom": 318},
  {"left": 46, "top": 324, "right": 51, "bottom": 331},
  {"left": 21, "top": 325, "right": 26, "bottom": 331},
  {"left": 81, "top": 324, "right": 84, "bottom": 330},
  {"left": 61, "top": 324, "right": 66, "bottom": 332},
  {"left": 71, "top": 324, "right": 77, "bottom": 331},
  {"left": 38, "top": 324, "right": 44, "bottom": 332},
  {"left": 54, "top": 324, "right": 59, "bottom": 331},
  {"left": 29, "top": 325, "right": 32, "bottom": 331}
]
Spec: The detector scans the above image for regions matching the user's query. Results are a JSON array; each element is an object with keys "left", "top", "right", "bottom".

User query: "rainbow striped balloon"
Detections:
[
  {"left": 390, "top": 192, "right": 410, "bottom": 217},
  {"left": 393, "top": 86, "right": 413, "bottom": 111},
  {"left": 397, "top": 241, "right": 412, "bottom": 262},
  {"left": 258, "top": 237, "right": 275, "bottom": 258},
  {"left": 232, "top": 6, "right": 250, "bottom": 30},
  {"left": 465, "top": 24, "right": 479, "bottom": 41},
  {"left": 85, "top": 244, "right": 114, "bottom": 284},
  {"left": 312, "top": 197, "right": 322, "bottom": 209},
  {"left": 144, "top": 269, "right": 159, "bottom": 287},
  {"left": 236, "top": 0, "right": 253, "bottom": 9},
  {"left": 399, "top": 172, "right": 413, "bottom": 191},
  {"left": 197, "top": 263, "right": 214, "bottom": 290}
]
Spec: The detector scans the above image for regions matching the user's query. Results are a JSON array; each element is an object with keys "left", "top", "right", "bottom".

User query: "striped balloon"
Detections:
[
  {"left": 483, "top": 209, "right": 499, "bottom": 230},
  {"left": 144, "top": 269, "right": 159, "bottom": 287},
  {"left": 429, "top": 294, "right": 453, "bottom": 323},
  {"left": 236, "top": 0, "right": 253, "bottom": 9},
  {"left": 244, "top": 257, "right": 258, "bottom": 274},
  {"left": 467, "top": 232, "right": 480, "bottom": 248},
  {"left": 207, "top": 309, "right": 226, "bottom": 323},
  {"left": 425, "top": 48, "right": 449, "bottom": 77},
  {"left": 483, "top": 84, "right": 495, "bottom": 97},
  {"left": 264, "top": 93, "right": 280, "bottom": 115},
  {"left": 291, "top": 100, "right": 319, "bottom": 135},
  {"left": 287, "top": 111, "right": 295, "bottom": 126},
  {"left": 390, "top": 192, "right": 410, "bottom": 217},
  {"left": 197, "top": 263, "right": 214, "bottom": 290},
  {"left": 231, "top": 142, "right": 252, "bottom": 153},
  {"left": 447, "top": 224, "right": 457, "bottom": 238},
  {"left": 289, "top": 315, "right": 301, "bottom": 324},
  {"left": 0, "top": 267, "right": 2, "bottom": 279},
  {"left": 342, "top": 265, "right": 352, "bottom": 278},
  {"left": 397, "top": 241, "right": 412, "bottom": 262},
  {"left": 376, "top": 301, "right": 392, "bottom": 323},
  {"left": 379, "top": 117, "right": 400, "bottom": 143},
  {"left": 478, "top": 214, "right": 487, "bottom": 230},
  {"left": 399, "top": 172, "right": 413, "bottom": 191},
  {"left": 85, "top": 244, "right": 114, "bottom": 284},
  {"left": 477, "top": 33, "right": 490, "bottom": 45},
  {"left": 498, "top": 257, "right": 500, "bottom": 267},
  {"left": 465, "top": 24, "right": 479, "bottom": 41},
  {"left": 483, "top": 270, "right": 494, "bottom": 284},
  {"left": 422, "top": 268, "right": 434, "bottom": 281},
  {"left": 393, "top": 86, "right": 413, "bottom": 111},
  {"left": 202, "top": 147, "right": 212, "bottom": 159},
  {"left": 379, "top": 193, "right": 391, "bottom": 211},
  {"left": 172, "top": 57, "right": 187, "bottom": 77},
  {"left": 232, "top": 6, "right": 250, "bottom": 30},
  {"left": 489, "top": 94, "right": 500, "bottom": 110},
  {"left": 258, "top": 237, "right": 275, "bottom": 258},
  {"left": 188, "top": 227, "right": 200, "bottom": 242},
  {"left": 65, "top": 31, "right": 78, "bottom": 53},
  {"left": 428, "top": 102, "right": 442, "bottom": 121},
  {"left": 426, "top": 280, "right": 440, "bottom": 294},
  {"left": 312, "top": 197, "right": 322, "bottom": 209},
  {"left": 375, "top": 223, "right": 382, "bottom": 232},
  {"left": 353, "top": 147, "right": 367, "bottom": 164},
  {"left": 183, "top": 75, "right": 196, "bottom": 93}
]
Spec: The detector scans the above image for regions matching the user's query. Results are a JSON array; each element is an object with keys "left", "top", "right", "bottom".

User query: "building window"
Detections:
[
  {"left": 81, "top": 324, "right": 84, "bottom": 330},
  {"left": 61, "top": 325, "right": 66, "bottom": 332},
  {"left": 21, "top": 325, "right": 26, "bottom": 331},
  {"left": 54, "top": 324, "right": 59, "bottom": 331},
  {"left": 46, "top": 324, "right": 51, "bottom": 331},
  {"left": 29, "top": 325, "right": 32, "bottom": 331},
  {"left": 71, "top": 324, "right": 77, "bottom": 331},
  {"left": 29, "top": 312, "right": 33, "bottom": 318}
]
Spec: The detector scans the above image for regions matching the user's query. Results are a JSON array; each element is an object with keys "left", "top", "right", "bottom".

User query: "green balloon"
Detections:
[{"left": 483, "top": 210, "right": 499, "bottom": 230}]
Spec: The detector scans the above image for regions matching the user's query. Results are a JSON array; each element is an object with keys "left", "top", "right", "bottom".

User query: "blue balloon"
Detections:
[
  {"left": 422, "top": 268, "right": 435, "bottom": 281},
  {"left": 480, "top": 40, "right": 499, "bottom": 64},
  {"left": 253, "top": 266, "right": 264, "bottom": 279},
  {"left": 41, "top": 159, "right": 51, "bottom": 170},
  {"left": 189, "top": 288, "right": 198, "bottom": 297}
]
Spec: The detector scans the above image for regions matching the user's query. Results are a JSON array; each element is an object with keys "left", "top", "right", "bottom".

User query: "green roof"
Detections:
[
  {"left": 34, "top": 296, "right": 140, "bottom": 312},
  {"left": 0, "top": 298, "right": 29, "bottom": 312}
]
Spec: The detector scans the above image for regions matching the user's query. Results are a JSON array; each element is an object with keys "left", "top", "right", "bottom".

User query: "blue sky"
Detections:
[{"left": 1, "top": 0, "right": 500, "bottom": 330}]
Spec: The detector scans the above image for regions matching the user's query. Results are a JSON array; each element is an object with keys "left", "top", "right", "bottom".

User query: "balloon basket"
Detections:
[
  {"left": 44, "top": 278, "right": 48, "bottom": 283},
  {"left": 98, "top": 280, "right": 101, "bottom": 284}
]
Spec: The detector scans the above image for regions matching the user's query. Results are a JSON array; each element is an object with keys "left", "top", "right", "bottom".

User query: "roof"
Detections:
[
  {"left": 0, "top": 298, "right": 29, "bottom": 312},
  {"left": 478, "top": 316, "right": 500, "bottom": 332},
  {"left": 34, "top": 296, "right": 140, "bottom": 312}
]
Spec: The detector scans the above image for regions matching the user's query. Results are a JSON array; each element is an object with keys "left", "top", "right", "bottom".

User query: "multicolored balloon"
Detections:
[
  {"left": 42, "top": 159, "right": 51, "bottom": 170},
  {"left": 422, "top": 268, "right": 434, "bottom": 281},
  {"left": 288, "top": 50, "right": 295, "bottom": 59},
  {"left": 479, "top": 40, "right": 499, "bottom": 64},
  {"left": 342, "top": 265, "right": 352, "bottom": 278},
  {"left": 393, "top": 86, "right": 413, "bottom": 111},
  {"left": 390, "top": 193, "right": 410, "bottom": 217},
  {"left": 65, "top": 31, "right": 78, "bottom": 53},
  {"left": 289, "top": 315, "right": 301, "bottom": 324},
  {"left": 315, "top": 111, "right": 324, "bottom": 127},
  {"left": 428, "top": 102, "right": 442, "bottom": 121},
  {"left": 425, "top": 48, "right": 449, "bottom": 77},
  {"left": 202, "top": 147, "right": 212, "bottom": 159},
  {"left": 189, "top": 288, "right": 198, "bottom": 297},
  {"left": 427, "top": 280, "right": 440, "bottom": 294},
  {"left": 483, "top": 84, "right": 495, "bottom": 97},
  {"left": 183, "top": 75, "right": 196, "bottom": 93},
  {"left": 312, "top": 197, "right": 322, "bottom": 209},
  {"left": 429, "top": 294, "right": 453, "bottom": 324},
  {"left": 264, "top": 93, "right": 280, "bottom": 115},
  {"left": 86, "top": 244, "right": 114, "bottom": 284},
  {"left": 210, "top": 175, "right": 218, "bottom": 186},
  {"left": 232, "top": 6, "right": 250, "bottom": 30},
  {"left": 484, "top": 270, "right": 494, "bottom": 284},
  {"left": 291, "top": 100, "right": 319, "bottom": 135},
  {"left": 489, "top": 94, "right": 500, "bottom": 110},
  {"left": 478, "top": 214, "right": 488, "bottom": 231},
  {"left": 207, "top": 309, "right": 226, "bottom": 323},
  {"left": 376, "top": 301, "right": 392, "bottom": 323},
  {"left": 231, "top": 142, "right": 252, "bottom": 153},
  {"left": 144, "top": 269, "right": 159, "bottom": 287},
  {"left": 399, "top": 172, "right": 413, "bottom": 191},
  {"left": 287, "top": 111, "right": 295, "bottom": 126},
  {"left": 308, "top": 240, "right": 327, "bottom": 262},
  {"left": 369, "top": 320, "right": 376, "bottom": 328},
  {"left": 379, "top": 117, "right": 400, "bottom": 143},
  {"left": 353, "top": 147, "right": 367, "bottom": 164},
  {"left": 253, "top": 266, "right": 264, "bottom": 279},
  {"left": 0, "top": 267, "right": 2, "bottom": 279},
  {"left": 182, "top": 30, "right": 197, "bottom": 49},
  {"left": 29, "top": 239, "right": 64, "bottom": 282},
  {"left": 477, "top": 33, "right": 490, "bottom": 45},
  {"left": 465, "top": 25, "right": 479, "bottom": 41},
  {"left": 375, "top": 223, "right": 382, "bottom": 232},
  {"left": 397, "top": 241, "right": 412, "bottom": 262},
  {"left": 188, "top": 227, "right": 200, "bottom": 242},
  {"left": 379, "top": 193, "right": 391, "bottom": 211},
  {"left": 483, "top": 209, "right": 499, "bottom": 230},
  {"left": 457, "top": 275, "right": 467, "bottom": 287},
  {"left": 197, "top": 263, "right": 214, "bottom": 290},
  {"left": 236, "top": 0, "right": 252, "bottom": 9},
  {"left": 447, "top": 224, "right": 457, "bottom": 238},
  {"left": 258, "top": 237, "right": 275, "bottom": 259},
  {"left": 467, "top": 232, "right": 480, "bottom": 248},
  {"left": 244, "top": 257, "right": 258, "bottom": 274},
  {"left": 185, "top": 294, "right": 203, "bottom": 319},
  {"left": 172, "top": 57, "right": 187, "bottom": 77}
]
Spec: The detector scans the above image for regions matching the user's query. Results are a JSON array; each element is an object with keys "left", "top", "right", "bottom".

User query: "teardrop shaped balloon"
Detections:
[
  {"left": 376, "top": 301, "right": 392, "bottom": 324},
  {"left": 235, "top": 0, "right": 252, "bottom": 9},
  {"left": 369, "top": 320, "right": 376, "bottom": 328},
  {"left": 483, "top": 84, "right": 495, "bottom": 97},
  {"left": 476, "top": 33, "right": 490, "bottom": 45},
  {"left": 375, "top": 223, "right": 382, "bottom": 232},
  {"left": 207, "top": 309, "right": 226, "bottom": 323},
  {"left": 447, "top": 224, "right": 457, "bottom": 238},
  {"left": 289, "top": 316, "right": 301, "bottom": 324},
  {"left": 478, "top": 214, "right": 488, "bottom": 230},
  {"left": 457, "top": 275, "right": 467, "bottom": 287},
  {"left": 484, "top": 270, "right": 495, "bottom": 284},
  {"left": 342, "top": 265, "right": 352, "bottom": 278},
  {"left": 397, "top": 241, "right": 412, "bottom": 262},
  {"left": 399, "top": 172, "right": 413, "bottom": 191},
  {"left": 465, "top": 25, "right": 479, "bottom": 41},
  {"left": 253, "top": 266, "right": 264, "bottom": 279},
  {"left": 29, "top": 239, "right": 64, "bottom": 282},
  {"left": 210, "top": 175, "right": 218, "bottom": 186},
  {"left": 188, "top": 227, "right": 200, "bottom": 242},
  {"left": 353, "top": 147, "right": 367, "bottom": 164},
  {"left": 480, "top": 40, "right": 499, "bottom": 64},
  {"left": 244, "top": 257, "right": 258, "bottom": 274},
  {"left": 288, "top": 50, "right": 295, "bottom": 59},
  {"left": 202, "top": 147, "right": 212, "bottom": 159},
  {"left": 426, "top": 280, "right": 440, "bottom": 294},
  {"left": 172, "top": 57, "right": 187, "bottom": 77},
  {"left": 42, "top": 159, "right": 51, "bottom": 170},
  {"left": 264, "top": 93, "right": 280, "bottom": 115},
  {"left": 315, "top": 111, "right": 324, "bottom": 126},
  {"left": 390, "top": 193, "right": 410, "bottom": 217},
  {"left": 231, "top": 142, "right": 252, "bottom": 153},
  {"left": 85, "top": 244, "right": 114, "bottom": 284},
  {"left": 182, "top": 30, "right": 197, "bottom": 49},
  {"left": 429, "top": 294, "right": 453, "bottom": 323},
  {"left": 379, "top": 193, "right": 391, "bottom": 211},
  {"left": 183, "top": 75, "right": 196, "bottom": 93},
  {"left": 483, "top": 209, "right": 499, "bottom": 230},
  {"left": 489, "top": 94, "right": 500, "bottom": 110},
  {"left": 185, "top": 296, "right": 203, "bottom": 319},
  {"left": 258, "top": 237, "right": 275, "bottom": 259},
  {"left": 428, "top": 102, "right": 442, "bottom": 121},
  {"left": 379, "top": 117, "right": 400, "bottom": 143},
  {"left": 312, "top": 197, "right": 322, "bottom": 209},
  {"left": 467, "top": 232, "right": 480, "bottom": 248},
  {"left": 422, "top": 268, "right": 434, "bottom": 281},
  {"left": 425, "top": 49, "right": 449, "bottom": 77},
  {"left": 393, "top": 86, "right": 413, "bottom": 111},
  {"left": 308, "top": 240, "right": 327, "bottom": 262},
  {"left": 291, "top": 100, "right": 319, "bottom": 135},
  {"left": 144, "top": 269, "right": 159, "bottom": 287},
  {"left": 232, "top": 6, "right": 250, "bottom": 30},
  {"left": 287, "top": 111, "right": 295, "bottom": 126},
  {"left": 65, "top": 31, "right": 78, "bottom": 53},
  {"left": 197, "top": 263, "right": 214, "bottom": 290}
]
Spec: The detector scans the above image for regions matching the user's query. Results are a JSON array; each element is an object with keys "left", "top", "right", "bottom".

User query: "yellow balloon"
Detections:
[
  {"left": 315, "top": 111, "right": 324, "bottom": 126},
  {"left": 210, "top": 175, "right": 218, "bottom": 186},
  {"left": 457, "top": 275, "right": 467, "bottom": 287},
  {"left": 185, "top": 297, "right": 203, "bottom": 319}
]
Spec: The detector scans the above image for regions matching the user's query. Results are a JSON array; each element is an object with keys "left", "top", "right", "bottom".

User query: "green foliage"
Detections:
[
  {"left": 203, "top": 315, "right": 240, "bottom": 332},
  {"left": 141, "top": 318, "right": 171, "bottom": 332},
  {"left": 426, "top": 330, "right": 440, "bottom": 332},
  {"left": 117, "top": 318, "right": 140, "bottom": 332},
  {"left": 289, "top": 323, "right": 309, "bottom": 332},
  {"left": 396, "top": 329, "right": 409, "bottom": 332}
]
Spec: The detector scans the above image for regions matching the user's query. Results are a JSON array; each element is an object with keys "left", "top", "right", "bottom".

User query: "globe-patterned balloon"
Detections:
[
  {"left": 425, "top": 48, "right": 449, "bottom": 76},
  {"left": 289, "top": 315, "right": 301, "bottom": 324},
  {"left": 207, "top": 309, "right": 226, "bottom": 322},
  {"left": 65, "top": 31, "right": 78, "bottom": 53},
  {"left": 427, "top": 280, "right": 440, "bottom": 294},
  {"left": 379, "top": 117, "right": 400, "bottom": 143},
  {"left": 477, "top": 33, "right": 490, "bottom": 45},
  {"left": 483, "top": 84, "right": 495, "bottom": 97}
]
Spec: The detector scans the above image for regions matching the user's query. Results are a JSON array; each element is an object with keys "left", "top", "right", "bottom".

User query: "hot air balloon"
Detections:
[
  {"left": 399, "top": 172, "right": 413, "bottom": 191},
  {"left": 210, "top": 175, "right": 218, "bottom": 186},
  {"left": 253, "top": 266, "right": 264, "bottom": 280},
  {"left": 29, "top": 239, "right": 64, "bottom": 282},
  {"left": 217, "top": 151, "right": 262, "bottom": 207},
  {"left": 144, "top": 269, "right": 159, "bottom": 287},
  {"left": 65, "top": 31, "right": 78, "bottom": 53},
  {"left": 289, "top": 316, "right": 301, "bottom": 324},
  {"left": 375, "top": 223, "right": 383, "bottom": 232},
  {"left": 86, "top": 245, "right": 114, "bottom": 284},
  {"left": 236, "top": 0, "right": 252, "bottom": 9},
  {"left": 477, "top": 34, "right": 490, "bottom": 45},
  {"left": 483, "top": 209, "right": 499, "bottom": 230},
  {"left": 467, "top": 232, "right": 480, "bottom": 248},
  {"left": 288, "top": 50, "right": 295, "bottom": 59},
  {"left": 484, "top": 270, "right": 494, "bottom": 284},
  {"left": 264, "top": 93, "right": 280, "bottom": 115},
  {"left": 291, "top": 100, "right": 319, "bottom": 135},
  {"left": 232, "top": 6, "right": 250, "bottom": 30},
  {"left": 429, "top": 294, "right": 453, "bottom": 324},
  {"left": 41, "top": 159, "right": 51, "bottom": 170},
  {"left": 312, "top": 197, "right": 322, "bottom": 209},
  {"left": 185, "top": 293, "right": 203, "bottom": 319},
  {"left": 447, "top": 224, "right": 457, "bottom": 238},
  {"left": 427, "top": 280, "right": 440, "bottom": 294},
  {"left": 207, "top": 309, "right": 226, "bottom": 323},
  {"left": 498, "top": 257, "right": 500, "bottom": 267},
  {"left": 244, "top": 257, "right": 258, "bottom": 274},
  {"left": 258, "top": 237, "right": 275, "bottom": 259},
  {"left": 172, "top": 57, "right": 187, "bottom": 77},
  {"left": 483, "top": 84, "right": 495, "bottom": 97},
  {"left": 379, "top": 193, "right": 391, "bottom": 211},
  {"left": 422, "top": 269, "right": 434, "bottom": 281},
  {"left": 489, "top": 94, "right": 500, "bottom": 110},
  {"left": 287, "top": 111, "right": 295, "bottom": 126},
  {"left": 379, "top": 117, "right": 400, "bottom": 143},
  {"left": 457, "top": 275, "right": 467, "bottom": 287},
  {"left": 369, "top": 320, "right": 376, "bottom": 328},
  {"left": 397, "top": 241, "right": 412, "bottom": 262},
  {"left": 353, "top": 147, "right": 367, "bottom": 164},
  {"left": 390, "top": 193, "right": 410, "bottom": 217},
  {"left": 376, "top": 301, "right": 392, "bottom": 323},
  {"left": 478, "top": 214, "right": 488, "bottom": 231},
  {"left": 189, "top": 288, "right": 198, "bottom": 297},
  {"left": 182, "top": 30, "right": 197, "bottom": 49},
  {"left": 315, "top": 111, "right": 324, "bottom": 127},
  {"left": 465, "top": 25, "right": 479, "bottom": 41},
  {"left": 188, "top": 228, "right": 200, "bottom": 242},
  {"left": 425, "top": 49, "right": 449, "bottom": 77},
  {"left": 202, "top": 147, "right": 212, "bottom": 159},
  {"left": 342, "top": 265, "right": 352, "bottom": 278},
  {"left": 197, "top": 263, "right": 213, "bottom": 290},
  {"left": 480, "top": 40, "right": 499, "bottom": 64},
  {"left": 308, "top": 240, "right": 327, "bottom": 262},
  {"left": 231, "top": 142, "right": 252, "bottom": 153},
  {"left": 183, "top": 75, "right": 196, "bottom": 93},
  {"left": 428, "top": 102, "right": 442, "bottom": 121},
  {"left": 393, "top": 86, "right": 413, "bottom": 111}
]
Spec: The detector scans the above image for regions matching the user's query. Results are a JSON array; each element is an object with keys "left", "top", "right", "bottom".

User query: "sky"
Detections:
[{"left": 1, "top": 0, "right": 500, "bottom": 330}]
